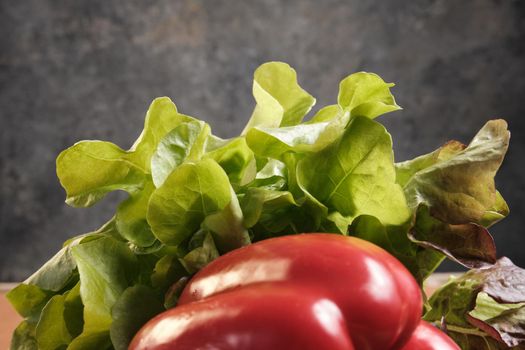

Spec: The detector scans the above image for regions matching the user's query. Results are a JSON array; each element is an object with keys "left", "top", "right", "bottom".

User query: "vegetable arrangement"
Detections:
[{"left": 6, "top": 62, "right": 525, "bottom": 350}]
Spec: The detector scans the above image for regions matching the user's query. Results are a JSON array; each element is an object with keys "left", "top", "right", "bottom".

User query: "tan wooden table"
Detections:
[
  {"left": 1, "top": 284, "right": 21, "bottom": 349},
  {"left": 0, "top": 274, "right": 455, "bottom": 349}
]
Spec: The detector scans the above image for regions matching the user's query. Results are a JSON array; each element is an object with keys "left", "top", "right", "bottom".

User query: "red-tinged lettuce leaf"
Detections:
[
  {"left": 395, "top": 140, "right": 466, "bottom": 187},
  {"left": 468, "top": 293, "right": 525, "bottom": 347},
  {"left": 480, "top": 191, "right": 510, "bottom": 228},
  {"left": 349, "top": 214, "right": 445, "bottom": 284},
  {"left": 451, "top": 334, "right": 524, "bottom": 350},
  {"left": 402, "top": 119, "right": 510, "bottom": 225},
  {"left": 397, "top": 120, "right": 509, "bottom": 270},
  {"left": 425, "top": 258, "right": 525, "bottom": 348},
  {"left": 409, "top": 205, "right": 497, "bottom": 269}
]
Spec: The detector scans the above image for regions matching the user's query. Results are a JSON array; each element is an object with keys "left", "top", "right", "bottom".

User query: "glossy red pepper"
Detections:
[
  {"left": 130, "top": 234, "right": 459, "bottom": 350},
  {"left": 403, "top": 321, "right": 461, "bottom": 350}
]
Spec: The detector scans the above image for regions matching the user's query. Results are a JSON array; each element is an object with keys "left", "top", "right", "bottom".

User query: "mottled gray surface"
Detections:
[{"left": 1, "top": 0, "right": 524, "bottom": 280}]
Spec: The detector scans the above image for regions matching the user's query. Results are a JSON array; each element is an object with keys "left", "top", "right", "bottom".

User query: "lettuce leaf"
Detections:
[
  {"left": 57, "top": 97, "right": 191, "bottom": 207},
  {"left": 204, "top": 137, "right": 256, "bottom": 186},
  {"left": 425, "top": 258, "right": 525, "bottom": 348},
  {"left": 338, "top": 72, "right": 401, "bottom": 118},
  {"left": 298, "top": 115, "right": 411, "bottom": 227},
  {"left": 398, "top": 120, "right": 509, "bottom": 270},
  {"left": 109, "top": 285, "right": 164, "bottom": 350},
  {"left": 241, "top": 62, "right": 315, "bottom": 133},
  {"left": 245, "top": 110, "right": 350, "bottom": 158},
  {"left": 147, "top": 158, "right": 234, "bottom": 246},
  {"left": 403, "top": 120, "right": 509, "bottom": 224},
  {"left": 10, "top": 321, "right": 38, "bottom": 350},
  {"left": 56, "top": 141, "right": 146, "bottom": 207},
  {"left": 151, "top": 120, "right": 210, "bottom": 188},
  {"left": 71, "top": 237, "right": 137, "bottom": 343},
  {"left": 35, "top": 298, "right": 70, "bottom": 348}
]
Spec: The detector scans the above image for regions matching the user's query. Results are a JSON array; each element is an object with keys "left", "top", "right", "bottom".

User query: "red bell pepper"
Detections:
[
  {"left": 130, "top": 234, "right": 459, "bottom": 349},
  {"left": 402, "top": 321, "right": 461, "bottom": 350}
]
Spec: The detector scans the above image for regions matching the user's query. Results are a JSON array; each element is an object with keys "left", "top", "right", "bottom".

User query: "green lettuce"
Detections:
[
  {"left": 241, "top": 61, "right": 316, "bottom": 132},
  {"left": 147, "top": 158, "right": 235, "bottom": 246}
]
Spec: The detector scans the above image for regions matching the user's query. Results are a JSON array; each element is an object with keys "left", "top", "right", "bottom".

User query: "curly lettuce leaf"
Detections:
[
  {"left": 180, "top": 231, "right": 220, "bottom": 274},
  {"left": 150, "top": 254, "right": 187, "bottom": 290},
  {"left": 109, "top": 285, "right": 164, "bottom": 350},
  {"left": 398, "top": 120, "right": 509, "bottom": 269},
  {"left": 7, "top": 284, "right": 53, "bottom": 321},
  {"left": 35, "top": 285, "right": 83, "bottom": 350},
  {"left": 57, "top": 97, "right": 192, "bottom": 207},
  {"left": 70, "top": 236, "right": 137, "bottom": 347},
  {"left": 242, "top": 62, "right": 315, "bottom": 133},
  {"left": 202, "top": 187, "right": 251, "bottom": 252},
  {"left": 245, "top": 109, "right": 350, "bottom": 158},
  {"left": 426, "top": 258, "right": 525, "bottom": 348},
  {"left": 410, "top": 206, "right": 497, "bottom": 269},
  {"left": 244, "top": 71, "right": 401, "bottom": 159},
  {"left": 298, "top": 115, "right": 411, "bottom": 227},
  {"left": 337, "top": 72, "right": 401, "bottom": 118},
  {"left": 56, "top": 141, "right": 146, "bottom": 207},
  {"left": 307, "top": 104, "right": 342, "bottom": 123},
  {"left": 204, "top": 137, "right": 256, "bottom": 186},
  {"left": 240, "top": 188, "right": 298, "bottom": 234},
  {"left": 151, "top": 120, "right": 210, "bottom": 188},
  {"left": 147, "top": 158, "right": 235, "bottom": 246},
  {"left": 115, "top": 179, "right": 157, "bottom": 247},
  {"left": 403, "top": 120, "right": 510, "bottom": 224},
  {"left": 6, "top": 234, "right": 89, "bottom": 320},
  {"left": 246, "top": 158, "right": 287, "bottom": 191},
  {"left": 348, "top": 214, "right": 443, "bottom": 284},
  {"left": 128, "top": 97, "right": 195, "bottom": 172},
  {"left": 10, "top": 321, "right": 38, "bottom": 350}
]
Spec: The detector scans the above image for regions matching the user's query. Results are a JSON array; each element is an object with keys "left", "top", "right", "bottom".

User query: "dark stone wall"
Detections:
[{"left": 1, "top": 0, "right": 524, "bottom": 280}]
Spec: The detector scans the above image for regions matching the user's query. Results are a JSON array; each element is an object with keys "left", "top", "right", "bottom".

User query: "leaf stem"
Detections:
[{"left": 447, "top": 325, "right": 489, "bottom": 337}]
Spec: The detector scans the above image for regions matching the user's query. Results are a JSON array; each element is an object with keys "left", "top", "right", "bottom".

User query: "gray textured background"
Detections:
[{"left": 1, "top": 0, "right": 524, "bottom": 281}]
